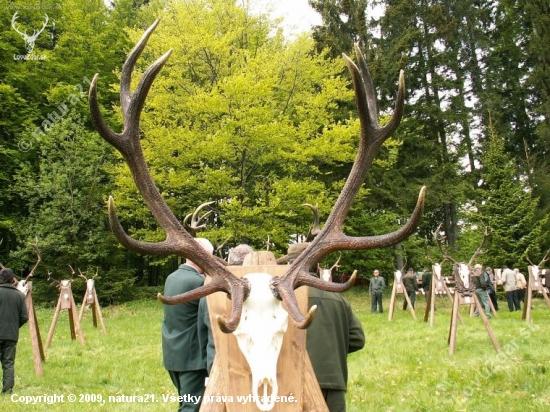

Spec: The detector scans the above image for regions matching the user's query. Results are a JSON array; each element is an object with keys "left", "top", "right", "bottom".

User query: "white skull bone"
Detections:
[{"left": 232, "top": 273, "right": 289, "bottom": 411}]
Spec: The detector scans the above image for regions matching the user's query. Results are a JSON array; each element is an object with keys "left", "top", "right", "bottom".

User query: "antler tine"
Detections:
[
  {"left": 271, "top": 46, "right": 425, "bottom": 329},
  {"left": 77, "top": 268, "right": 87, "bottom": 280},
  {"left": 68, "top": 265, "right": 76, "bottom": 280},
  {"left": 93, "top": 267, "right": 99, "bottom": 279},
  {"left": 26, "top": 236, "right": 41, "bottom": 281},
  {"left": 539, "top": 249, "right": 550, "bottom": 267},
  {"left": 467, "top": 226, "right": 490, "bottom": 268},
  {"left": 303, "top": 203, "right": 321, "bottom": 242},
  {"left": 90, "top": 20, "right": 249, "bottom": 333},
  {"left": 330, "top": 252, "right": 342, "bottom": 272},
  {"left": 183, "top": 201, "right": 215, "bottom": 236}
]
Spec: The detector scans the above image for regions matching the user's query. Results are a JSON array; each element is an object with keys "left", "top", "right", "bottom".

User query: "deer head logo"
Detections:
[{"left": 11, "top": 12, "right": 49, "bottom": 54}]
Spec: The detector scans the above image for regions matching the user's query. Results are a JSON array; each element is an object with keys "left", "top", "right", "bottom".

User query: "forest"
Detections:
[{"left": 0, "top": 0, "right": 549, "bottom": 304}]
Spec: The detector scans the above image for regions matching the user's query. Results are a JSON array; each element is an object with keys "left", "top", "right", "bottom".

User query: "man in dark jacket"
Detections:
[
  {"left": 402, "top": 268, "right": 418, "bottom": 310},
  {"left": 306, "top": 287, "right": 365, "bottom": 412},
  {"left": 162, "top": 238, "right": 213, "bottom": 412},
  {"left": 0, "top": 267, "right": 29, "bottom": 394},
  {"left": 369, "top": 269, "right": 385, "bottom": 313}
]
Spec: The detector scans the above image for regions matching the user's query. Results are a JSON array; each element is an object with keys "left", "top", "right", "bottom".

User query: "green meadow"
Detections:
[{"left": 1, "top": 288, "right": 549, "bottom": 411}]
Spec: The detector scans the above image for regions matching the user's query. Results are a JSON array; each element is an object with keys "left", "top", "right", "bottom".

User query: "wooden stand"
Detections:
[
  {"left": 201, "top": 264, "right": 328, "bottom": 412},
  {"left": 423, "top": 265, "right": 458, "bottom": 326},
  {"left": 388, "top": 271, "right": 416, "bottom": 321},
  {"left": 25, "top": 281, "right": 45, "bottom": 376},
  {"left": 522, "top": 266, "right": 550, "bottom": 323},
  {"left": 78, "top": 281, "right": 106, "bottom": 334},
  {"left": 46, "top": 280, "right": 85, "bottom": 348},
  {"left": 447, "top": 286, "right": 501, "bottom": 355}
]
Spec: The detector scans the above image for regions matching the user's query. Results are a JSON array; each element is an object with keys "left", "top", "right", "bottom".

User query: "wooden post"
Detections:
[
  {"left": 78, "top": 281, "right": 106, "bottom": 334},
  {"left": 25, "top": 281, "right": 45, "bottom": 376},
  {"left": 424, "top": 265, "right": 459, "bottom": 326},
  {"left": 201, "top": 264, "right": 328, "bottom": 412},
  {"left": 46, "top": 280, "right": 85, "bottom": 348},
  {"left": 388, "top": 271, "right": 416, "bottom": 321},
  {"left": 448, "top": 290, "right": 500, "bottom": 355},
  {"left": 522, "top": 266, "right": 550, "bottom": 323}
]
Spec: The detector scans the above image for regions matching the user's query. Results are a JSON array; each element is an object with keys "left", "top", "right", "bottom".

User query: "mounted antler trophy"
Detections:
[
  {"left": 89, "top": 19, "right": 426, "bottom": 411},
  {"left": 445, "top": 227, "right": 500, "bottom": 355},
  {"left": 523, "top": 249, "right": 550, "bottom": 322},
  {"left": 77, "top": 268, "right": 106, "bottom": 333},
  {"left": 423, "top": 224, "right": 461, "bottom": 326},
  {"left": 45, "top": 265, "right": 85, "bottom": 348},
  {"left": 17, "top": 237, "right": 46, "bottom": 375}
]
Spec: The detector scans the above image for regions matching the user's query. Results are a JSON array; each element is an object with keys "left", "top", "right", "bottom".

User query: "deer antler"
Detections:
[
  {"left": 467, "top": 226, "right": 490, "bottom": 268},
  {"left": 89, "top": 20, "right": 248, "bottom": 333},
  {"left": 183, "top": 201, "right": 215, "bottom": 236},
  {"left": 11, "top": 12, "right": 26, "bottom": 37},
  {"left": 23, "top": 236, "right": 42, "bottom": 282},
  {"left": 538, "top": 249, "right": 550, "bottom": 268},
  {"left": 303, "top": 204, "right": 321, "bottom": 242},
  {"left": 270, "top": 44, "right": 426, "bottom": 328}
]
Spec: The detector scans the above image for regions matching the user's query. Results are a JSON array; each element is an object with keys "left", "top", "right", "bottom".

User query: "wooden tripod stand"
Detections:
[
  {"left": 522, "top": 266, "right": 550, "bottom": 323},
  {"left": 388, "top": 270, "right": 417, "bottom": 321},
  {"left": 423, "top": 264, "right": 459, "bottom": 326},
  {"left": 24, "top": 281, "right": 45, "bottom": 376},
  {"left": 447, "top": 265, "right": 501, "bottom": 355},
  {"left": 46, "top": 278, "right": 85, "bottom": 348},
  {"left": 77, "top": 269, "right": 106, "bottom": 334}
]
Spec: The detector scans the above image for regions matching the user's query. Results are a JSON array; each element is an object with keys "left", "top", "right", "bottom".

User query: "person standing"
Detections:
[
  {"left": 402, "top": 268, "right": 418, "bottom": 310},
  {"left": 162, "top": 238, "right": 213, "bottom": 412},
  {"left": 485, "top": 267, "right": 499, "bottom": 311},
  {"left": 369, "top": 269, "right": 385, "bottom": 313},
  {"left": 472, "top": 264, "right": 491, "bottom": 318},
  {"left": 0, "top": 268, "right": 29, "bottom": 394},
  {"left": 307, "top": 287, "right": 365, "bottom": 412},
  {"left": 421, "top": 267, "right": 432, "bottom": 296},
  {"left": 501, "top": 265, "right": 520, "bottom": 311},
  {"left": 514, "top": 268, "right": 527, "bottom": 306}
]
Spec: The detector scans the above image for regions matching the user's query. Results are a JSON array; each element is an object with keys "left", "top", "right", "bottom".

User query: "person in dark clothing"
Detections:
[
  {"left": 162, "top": 238, "right": 213, "bottom": 412},
  {"left": 307, "top": 287, "right": 365, "bottom": 412},
  {"left": 485, "top": 267, "right": 499, "bottom": 311},
  {"left": 369, "top": 269, "right": 385, "bottom": 313},
  {"left": 472, "top": 264, "right": 491, "bottom": 318},
  {"left": 0, "top": 267, "right": 29, "bottom": 394},
  {"left": 421, "top": 267, "right": 432, "bottom": 295},
  {"left": 402, "top": 268, "right": 418, "bottom": 310}
]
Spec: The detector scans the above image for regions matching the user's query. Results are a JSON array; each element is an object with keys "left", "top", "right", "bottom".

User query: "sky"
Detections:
[{"left": 247, "top": 0, "right": 322, "bottom": 38}]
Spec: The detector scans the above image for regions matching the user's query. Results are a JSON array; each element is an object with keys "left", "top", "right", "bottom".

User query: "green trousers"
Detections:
[{"left": 167, "top": 369, "right": 207, "bottom": 412}]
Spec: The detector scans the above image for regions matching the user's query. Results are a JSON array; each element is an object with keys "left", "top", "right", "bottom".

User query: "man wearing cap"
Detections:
[
  {"left": 287, "top": 243, "right": 365, "bottom": 412},
  {"left": 0, "top": 267, "right": 29, "bottom": 394}
]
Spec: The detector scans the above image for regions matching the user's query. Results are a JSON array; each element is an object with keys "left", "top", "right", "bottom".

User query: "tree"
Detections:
[
  {"left": 11, "top": 114, "right": 135, "bottom": 303},
  {"left": 474, "top": 125, "right": 548, "bottom": 268}
]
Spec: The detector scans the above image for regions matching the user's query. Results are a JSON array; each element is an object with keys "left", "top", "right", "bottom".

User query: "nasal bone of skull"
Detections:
[{"left": 232, "top": 272, "right": 289, "bottom": 411}]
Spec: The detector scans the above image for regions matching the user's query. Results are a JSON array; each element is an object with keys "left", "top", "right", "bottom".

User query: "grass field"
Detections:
[{"left": 1, "top": 288, "right": 549, "bottom": 411}]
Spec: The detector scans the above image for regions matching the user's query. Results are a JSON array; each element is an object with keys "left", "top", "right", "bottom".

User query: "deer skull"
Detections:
[{"left": 232, "top": 273, "right": 289, "bottom": 411}]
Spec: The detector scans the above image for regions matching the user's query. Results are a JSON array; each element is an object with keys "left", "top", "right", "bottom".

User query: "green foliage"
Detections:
[
  {"left": 10, "top": 114, "right": 135, "bottom": 303},
  {"left": 474, "top": 128, "right": 548, "bottom": 267}
]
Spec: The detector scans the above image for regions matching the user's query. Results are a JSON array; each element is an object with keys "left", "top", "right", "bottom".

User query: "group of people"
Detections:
[
  {"left": 369, "top": 267, "right": 430, "bottom": 313},
  {"left": 368, "top": 264, "right": 548, "bottom": 318},
  {"left": 161, "top": 240, "right": 365, "bottom": 412},
  {"left": 499, "top": 266, "right": 527, "bottom": 312}
]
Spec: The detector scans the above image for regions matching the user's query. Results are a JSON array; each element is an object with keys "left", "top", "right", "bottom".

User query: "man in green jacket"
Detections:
[
  {"left": 0, "top": 267, "right": 28, "bottom": 394},
  {"left": 306, "top": 287, "right": 365, "bottom": 412},
  {"left": 162, "top": 238, "right": 213, "bottom": 412},
  {"left": 369, "top": 269, "right": 385, "bottom": 313}
]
